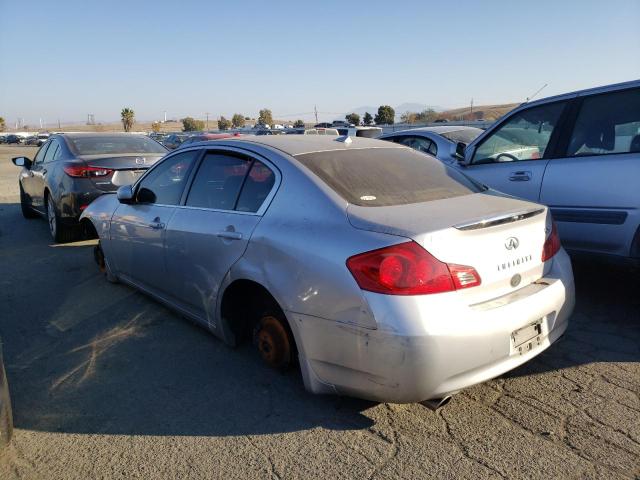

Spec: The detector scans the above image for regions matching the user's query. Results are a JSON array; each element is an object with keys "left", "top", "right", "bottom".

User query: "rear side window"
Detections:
[
  {"left": 43, "top": 141, "right": 59, "bottom": 163},
  {"left": 296, "top": 148, "right": 483, "bottom": 207},
  {"left": 394, "top": 136, "right": 435, "bottom": 156},
  {"left": 236, "top": 161, "right": 276, "bottom": 212},
  {"left": 186, "top": 153, "right": 251, "bottom": 210},
  {"left": 34, "top": 142, "right": 50, "bottom": 164},
  {"left": 567, "top": 88, "right": 640, "bottom": 157}
]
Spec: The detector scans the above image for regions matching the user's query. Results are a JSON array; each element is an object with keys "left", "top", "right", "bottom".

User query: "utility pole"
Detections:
[
  {"left": 205, "top": 112, "right": 210, "bottom": 130},
  {"left": 470, "top": 98, "right": 473, "bottom": 119},
  {"left": 314, "top": 105, "right": 318, "bottom": 124},
  {"left": 58, "top": 118, "right": 61, "bottom": 129}
]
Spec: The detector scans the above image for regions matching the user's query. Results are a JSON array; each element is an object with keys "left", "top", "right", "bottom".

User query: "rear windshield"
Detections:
[
  {"left": 66, "top": 135, "right": 168, "bottom": 155},
  {"left": 296, "top": 147, "right": 484, "bottom": 207},
  {"left": 440, "top": 129, "right": 483, "bottom": 144}
]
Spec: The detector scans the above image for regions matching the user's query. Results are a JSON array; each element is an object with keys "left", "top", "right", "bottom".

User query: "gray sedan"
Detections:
[{"left": 81, "top": 136, "right": 574, "bottom": 405}]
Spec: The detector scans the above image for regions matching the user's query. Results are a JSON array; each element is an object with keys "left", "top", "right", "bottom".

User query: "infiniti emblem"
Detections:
[
  {"left": 505, "top": 237, "right": 520, "bottom": 250},
  {"left": 135, "top": 157, "right": 146, "bottom": 165}
]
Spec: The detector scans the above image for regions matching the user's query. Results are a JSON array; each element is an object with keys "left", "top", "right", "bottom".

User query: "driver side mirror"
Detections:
[
  {"left": 116, "top": 185, "right": 135, "bottom": 204},
  {"left": 12, "top": 156, "right": 32, "bottom": 169},
  {"left": 451, "top": 142, "right": 466, "bottom": 164}
]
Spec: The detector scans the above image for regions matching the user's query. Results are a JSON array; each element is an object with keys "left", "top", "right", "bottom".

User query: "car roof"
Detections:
[
  {"left": 394, "top": 126, "right": 483, "bottom": 135},
  {"left": 186, "top": 135, "right": 405, "bottom": 157},
  {"left": 520, "top": 79, "right": 640, "bottom": 108}
]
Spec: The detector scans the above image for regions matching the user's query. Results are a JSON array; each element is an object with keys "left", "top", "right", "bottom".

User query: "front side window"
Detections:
[
  {"left": 567, "top": 88, "right": 640, "bottom": 157},
  {"left": 186, "top": 153, "right": 251, "bottom": 210},
  {"left": 137, "top": 150, "right": 198, "bottom": 205},
  {"left": 33, "top": 142, "right": 50, "bottom": 164},
  {"left": 472, "top": 102, "right": 566, "bottom": 164},
  {"left": 43, "top": 141, "right": 59, "bottom": 163}
]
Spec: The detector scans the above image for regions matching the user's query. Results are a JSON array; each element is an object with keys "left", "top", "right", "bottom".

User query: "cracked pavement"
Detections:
[{"left": 0, "top": 146, "right": 638, "bottom": 479}]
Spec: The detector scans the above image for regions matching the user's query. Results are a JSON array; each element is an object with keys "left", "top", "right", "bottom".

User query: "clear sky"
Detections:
[{"left": 1, "top": 0, "right": 639, "bottom": 125}]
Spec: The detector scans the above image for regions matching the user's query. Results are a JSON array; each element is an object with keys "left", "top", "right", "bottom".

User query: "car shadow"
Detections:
[
  {"left": 1, "top": 201, "right": 637, "bottom": 438},
  {"left": 0, "top": 203, "right": 376, "bottom": 438},
  {"left": 504, "top": 255, "right": 640, "bottom": 379}
]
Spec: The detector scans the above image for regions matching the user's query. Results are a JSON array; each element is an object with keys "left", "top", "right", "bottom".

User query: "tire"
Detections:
[
  {"left": 46, "top": 194, "right": 78, "bottom": 243},
  {"left": 94, "top": 242, "right": 118, "bottom": 283},
  {"left": 253, "top": 309, "right": 295, "bottom": 370},
  {"left": 19, "top": 184, "right": 39, "bottom": 219}
]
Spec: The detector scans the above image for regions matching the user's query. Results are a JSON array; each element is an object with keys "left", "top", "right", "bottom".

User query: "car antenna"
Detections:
[{"left": 525, "top": 83, "right": 548, "bottom": 103}]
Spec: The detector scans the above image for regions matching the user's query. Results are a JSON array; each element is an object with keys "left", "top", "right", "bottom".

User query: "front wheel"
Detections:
[{"left": 46, "top": 196, "right": 77, "bottom": 243}]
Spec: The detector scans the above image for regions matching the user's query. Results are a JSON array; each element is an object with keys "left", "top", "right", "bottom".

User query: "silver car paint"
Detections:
[{"left": 81, "top": 136, "right": 574, "bottom": 402}]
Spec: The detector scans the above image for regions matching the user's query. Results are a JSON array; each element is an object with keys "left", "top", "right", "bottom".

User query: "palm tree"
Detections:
[{"left": 121, "top": 108, "right": 135, "bottom": 132}]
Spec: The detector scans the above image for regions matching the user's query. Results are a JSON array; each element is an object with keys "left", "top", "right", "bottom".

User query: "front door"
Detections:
[
  {"left": 22, "top": 141, "right": 51, "bottom": 211},
  {"left": 464, "top": 100, "right": 568, "bottom": 202},
  {"left": 540, "top": 87, "right": 640, "bottom": 256},
  {"left": 109, "top": 150, "right": 199, "bottom": 295},
  {"left": 165, "top": 151, "right": 278, "bottom": 328}
]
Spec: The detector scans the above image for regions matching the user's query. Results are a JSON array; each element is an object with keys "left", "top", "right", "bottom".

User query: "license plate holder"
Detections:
[{"left": 511, "top": 320, "right": 542, "bottom": 355}]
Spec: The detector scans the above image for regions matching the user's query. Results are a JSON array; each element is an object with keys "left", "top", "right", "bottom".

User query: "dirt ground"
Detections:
[{"left": 0, "top": 144, "right": 638, "bottom": 479}]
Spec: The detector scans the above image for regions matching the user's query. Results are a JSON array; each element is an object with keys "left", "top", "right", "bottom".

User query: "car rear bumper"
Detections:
[{"left": 291, "top": 249, "right": 575, "bottom": 403}]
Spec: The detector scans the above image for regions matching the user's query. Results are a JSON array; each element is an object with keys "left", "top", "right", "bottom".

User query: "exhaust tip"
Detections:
[{"left": 420, "top": 396, "right": 452, "bottom": 411}]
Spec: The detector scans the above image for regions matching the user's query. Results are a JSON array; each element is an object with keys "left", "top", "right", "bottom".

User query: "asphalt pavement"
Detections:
[{"left": 0, "top": 145, "right": 638, "bottom": 479}]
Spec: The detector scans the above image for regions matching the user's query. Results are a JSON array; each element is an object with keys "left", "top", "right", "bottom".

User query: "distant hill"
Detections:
[
  {"left": 437, "top": 103, "right": 519, "bottom": 121},
  {"left": 347, "top": 103, "right": 445, "bottom": 119}
]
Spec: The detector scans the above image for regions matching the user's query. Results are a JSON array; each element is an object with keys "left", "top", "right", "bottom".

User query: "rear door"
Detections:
[
  {"left": 165, "top": 150, "right": 279, "bottom": 327},
  {"left": 32, "top": 139, "right": 61, "bottom": 210},
  {"left": 540, "top": 86, "right": 640, "bottom": 257},
  {"left": 109, "top": 149, "right": 199, "bottom": 294},
  {"left": 463, "top": 101, "right": 568, "bottom": 201}
]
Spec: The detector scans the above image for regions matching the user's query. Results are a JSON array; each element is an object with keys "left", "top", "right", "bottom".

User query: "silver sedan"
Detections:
[
  {"left": 380, "top": 126, "right": 484, "bottom": 164},
  {"left": 81, "top": 136, "right": 574, "bottom": 405}
]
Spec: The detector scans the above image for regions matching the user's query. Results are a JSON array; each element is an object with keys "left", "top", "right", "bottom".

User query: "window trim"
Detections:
[
  {"left": 555, "top": 86, "right": 640, "bottom": 160},
  {"left": 469, "top": 99, "right": 570, "bottom": 165},
  {"left": 33, "top": 141, "right": 51, "bottom": 164},
  {"left": 181, "top": 147, "right": 281, "bottom": 216},
  {"left": 132, "top": 145, "right": 281, "bottom": 216}
]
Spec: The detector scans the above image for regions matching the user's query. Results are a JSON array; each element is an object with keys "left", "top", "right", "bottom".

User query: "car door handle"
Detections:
[
  {"left": 509, "top": 171, "right": 531, "bottom": 181},
  {"left": 216, "top": 231, "right": 243, "bottom": 240},
  {"left": 42, "top": 168, "right": 47, "bottom": 175},
  {"left": 149, "top": 222, "right": 165, "bottom": 229}
]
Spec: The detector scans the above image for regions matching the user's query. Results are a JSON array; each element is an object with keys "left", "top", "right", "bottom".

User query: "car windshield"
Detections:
[
  {"left": 296, "top": 147, "right": 484, "bottom": 207},
  {"left": 66, "top": 135, "right": 168, "bottom": 155},
  {"left": 440, "top": 129, "right": 482, "bottom": 144}
]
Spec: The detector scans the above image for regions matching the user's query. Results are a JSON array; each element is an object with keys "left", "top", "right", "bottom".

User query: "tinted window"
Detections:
[
  {"left": 567, "top": 88, "right": 640, "bottom": 157},
  {"left": 137, "top": 150, "right": 198, "bottom": 205},
  {"left": 67, "top": 135, "right": 168, "bottom": 155},
  {"left": 296, "top": 148, "right": 483, "bottom": 207},
  {"left": 396, "top": 136, "right": 434, "bottom": 156},
  {"left": 186, "top": 153, "right": 251, "bottom": 210},
  {"left": 43, "top": 141, "right": 59, "bottom": 163},
  {"left": 236, "top": 161, "right": 276, "bottom": 213},
  {"left": 34, "top": 142, "right": 50, "bottom": 164},
  {"left": 472, "top": 102, "right": 565, "bottom": 164}
]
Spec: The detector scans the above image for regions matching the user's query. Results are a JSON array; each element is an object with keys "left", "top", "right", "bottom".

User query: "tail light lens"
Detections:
[
  {"left": 346, "top": 241, "right": 481, "bottom": 295},
  {"left": 541, "top": 222, "right": 561, "bottom": 262},
  {"left": 63, "top": 163, "right": 113, "bottom": 178}
]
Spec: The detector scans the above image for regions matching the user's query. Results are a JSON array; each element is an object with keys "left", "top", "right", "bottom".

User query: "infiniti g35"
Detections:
[{"left": 80, "top": 136, "right": 575, "bottom": 404}]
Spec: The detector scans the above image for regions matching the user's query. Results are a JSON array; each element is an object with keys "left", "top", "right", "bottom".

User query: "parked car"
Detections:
[
  {"left": 335, "top": 126, "right": 383, "bottom": 138},
  {"left": 178, "top": 133, "right": 241, "bottom": 147},
  {"left": 6, "top": 134, "right": 23, "bottom": 144},
  {"left": 381, "top": 126, "right": 483, "bottom": 163},
  {"left": 81, "top": 135, "right": 574, "bottom": 405},
  {"left": 452, "top": 80, "right": 640, "bottom": 263},
  {"left": 313, "top": 122, "right": 333, "bottom": 128},
  {"left": 162, "top": 133, "right": 190, "bottom": 150},
  {"left": 11, "top": 133, "right": 168, "bottom": 242},
  {"left": 0, "top": 340, "right": 12, "bottom": 449}
]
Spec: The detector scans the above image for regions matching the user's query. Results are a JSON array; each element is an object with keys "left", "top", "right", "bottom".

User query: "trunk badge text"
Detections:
[
  {"left": 497, "top": 254, "right": 532, "bottom": 272},
  {"left": 505, "top": 237, "right": 519, "bottom": 250}
]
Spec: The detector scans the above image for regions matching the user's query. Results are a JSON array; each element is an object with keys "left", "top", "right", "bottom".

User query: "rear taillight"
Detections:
[
  {"left": 63, "top": 163, "right": 113, "bottom": 178},
  {"left": 346, "top": 241, "right": 481, "bottom": 295},
  {"left": 541, "top": 222, "right": 561, "bottom": 262}
]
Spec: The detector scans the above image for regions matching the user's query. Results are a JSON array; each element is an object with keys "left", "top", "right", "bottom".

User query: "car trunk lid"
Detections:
[
  {"left": 347, "top": 192, "right": 551, "bottom": 304},
  {"left": 78, "top": 154, "right": 164, "bottom": 191}
]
